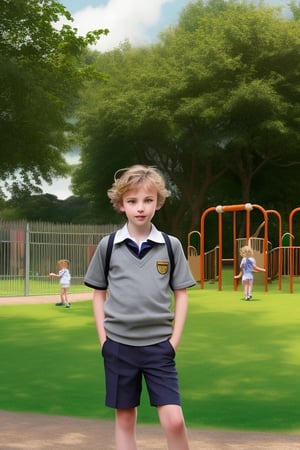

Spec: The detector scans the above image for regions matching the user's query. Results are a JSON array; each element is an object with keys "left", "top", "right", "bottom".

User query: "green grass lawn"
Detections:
[{"left": 2, "top": 281, "right": 300, "bottom": 432}]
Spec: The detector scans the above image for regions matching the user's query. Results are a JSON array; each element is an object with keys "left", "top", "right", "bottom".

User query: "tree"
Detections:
[
  {"left": 185, "top": 0, "right": 300, "bottom": 201},
  {"left": 0, "top": 0, "right": 108, "bottom": 197},
  {"left": 1, "top": 192, "right": 97, "bottom": 223},
  {"left": 73, "top": 42, "right": 228, "bottom": 235},
  {"left": 73, "top": 0, "right": 300, "bottom": 239}
]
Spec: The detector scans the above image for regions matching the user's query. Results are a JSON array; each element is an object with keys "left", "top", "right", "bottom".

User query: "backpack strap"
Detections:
[
  {"left": 161, "top": 232, "right": 175, "bottom": 290},
  {"left": 104, "top": 231, "right": 117, "bottom": 284},
  {"left": 104, "top": 230, "right": 175, "bottom": 289}
]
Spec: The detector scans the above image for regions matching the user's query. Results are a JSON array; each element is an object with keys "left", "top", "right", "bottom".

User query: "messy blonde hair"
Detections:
[
  {"left": 107, "top": 165, "right": 170, "bottom": 211},
  {"left": 58, "top": 259, "right": 69, "bottom": 268},
  {"left": 240, "top": 246, "right": 253, "bottom": 258}
]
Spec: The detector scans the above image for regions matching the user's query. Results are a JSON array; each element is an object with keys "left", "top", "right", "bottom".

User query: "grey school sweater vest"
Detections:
[{"left": 84, "top": 235, "right": 195, "bottom": 346}]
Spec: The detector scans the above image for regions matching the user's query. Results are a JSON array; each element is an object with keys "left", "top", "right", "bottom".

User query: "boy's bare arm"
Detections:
[
  {"left": 93, "top": 289, "right": 107, "bottom": 347},
  {"left": 253, "top": 265, "right": 266, "bottom": 273},
  {"left": 48, "top": 272, "right": 60, "bottom": 278},
  {"left": 170, "top": 288, "right": 188, "bottom": 351},
  {"left": 234, "top": 270, "right": 242, "bottom": 279}
]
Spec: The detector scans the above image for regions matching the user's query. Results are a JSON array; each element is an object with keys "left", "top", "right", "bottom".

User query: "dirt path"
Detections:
[
  {"left": 0, "top": 292, "right": 92, "bottom": 306},
  {"left": 1, "top": 410, "right": 300, "bottom": 450},
  {"left": 2, "top": 295, "right": 300, "bottom": 449}
]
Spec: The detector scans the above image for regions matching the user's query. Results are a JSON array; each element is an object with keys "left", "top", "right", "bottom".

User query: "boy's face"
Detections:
[
  {"left": 58, "top": 261, "right": 68, "bottom": 269},
  {"left": 120, "top": 185, "right": 158, "bottom": 227}
]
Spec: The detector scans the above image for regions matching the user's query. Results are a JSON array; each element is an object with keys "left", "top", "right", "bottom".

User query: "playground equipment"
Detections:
[
  {"left": 200, "top": 203, "right": 269, "bottom": 291},
  {"left": 188, "top": 203, "right": 300, "bottom": 293},
  {"left": 288, "top": 207, "right": 300, "bottom": 293},
  {"left": 187, "top": 231, "right": 201, "bottom": 282}
]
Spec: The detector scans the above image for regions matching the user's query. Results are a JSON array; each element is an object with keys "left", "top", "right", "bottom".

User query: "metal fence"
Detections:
[{"left": 0, "top": 221, "right": 119, "bottom": 297}]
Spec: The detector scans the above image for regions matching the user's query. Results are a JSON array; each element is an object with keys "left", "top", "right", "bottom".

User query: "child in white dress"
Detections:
[
  {"left": 49, "top": 259, "right": 71, "bottom": 308},
  {"left": 235, "top": 246, "right": 265, "bottom": 300}
]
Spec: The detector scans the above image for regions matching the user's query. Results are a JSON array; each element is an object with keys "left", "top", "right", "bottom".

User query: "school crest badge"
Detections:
[{"left": 157, "top": 260, "right": 169, "bottom": 275}]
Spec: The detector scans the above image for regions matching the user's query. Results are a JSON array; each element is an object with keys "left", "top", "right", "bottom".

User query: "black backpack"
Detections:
[{"left": 104, "top": 231, "right": 175, "bottom": 289}]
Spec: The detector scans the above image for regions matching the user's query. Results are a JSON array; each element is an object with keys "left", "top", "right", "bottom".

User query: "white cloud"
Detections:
[
  {"left": 41, "top": 151, "right": 79, "bottom": 199},
  {"left": 71, "top": 0, "right": 174, "bottom": 51},
  {"left": 41, "top": 177, "right": 72, "bottom": 199}
]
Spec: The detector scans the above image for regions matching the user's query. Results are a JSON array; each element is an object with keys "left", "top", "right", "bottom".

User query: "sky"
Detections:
[{"left": 41, "top": 0, "right": 192, "bottom": 199}]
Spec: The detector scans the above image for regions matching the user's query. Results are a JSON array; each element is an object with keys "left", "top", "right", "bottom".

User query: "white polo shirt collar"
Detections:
[{"left": 114, "top": 223, "right": 165, "bottom": 245}]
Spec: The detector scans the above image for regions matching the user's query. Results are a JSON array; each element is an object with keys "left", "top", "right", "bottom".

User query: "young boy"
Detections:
[
  {"left": 84, "top": 165, "right": 195, "bottom": 450},
  {"left": 49, "top": 259, "right": 71, "bottom": 308},
  {"left": 235, "top": 245, "right": 266, "bottom": 300}
]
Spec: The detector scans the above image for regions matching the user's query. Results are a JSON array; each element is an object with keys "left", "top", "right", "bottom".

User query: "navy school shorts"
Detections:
[{"left": 101, "top": 338, "right": 181, "bottom": 409}]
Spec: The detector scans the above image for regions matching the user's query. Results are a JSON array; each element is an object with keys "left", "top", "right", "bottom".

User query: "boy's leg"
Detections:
[
  {"left": 115, "top": 407, "right": 137, "bottom": 450},
  {"left": 56, "top": 287, "right": 65, "bottom": 305},
  {"left": 248, "top": 280, "right": 253, "bottom": 298},
  {"left": 60, "top": 287, "right": 66, "bottom": 304},
  {"left": 157, "top": 404, "right": 189, "bottom": 450},
  {"left": 102, "top": 340, "right": 142, "bottom": 448},
  {"left": 243, "top": 280, "right": 249, "bottom": 299},
  {"left": 59, "top": 287, "right": 70, "bottom": 307},
  {"left": 143, "top": 341, "right": 189, "bottom": 448},
  {"left": 64, "top": 288, "right": 70, "bottom": 307}
]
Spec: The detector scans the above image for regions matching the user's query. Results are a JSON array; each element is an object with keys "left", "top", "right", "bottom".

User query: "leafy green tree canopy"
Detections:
[
  {"left": 73, "top": 0, "right": 300, "bottom": 238},
  {"left": 0, "top": 0, "right": 108, "bottom": 197}
]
